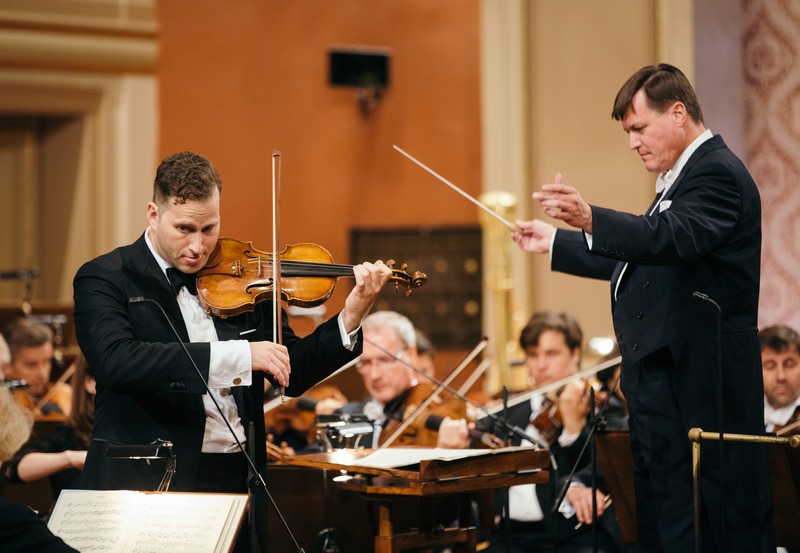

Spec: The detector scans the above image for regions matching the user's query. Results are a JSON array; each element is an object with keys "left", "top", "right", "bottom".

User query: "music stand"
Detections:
[
  {"left": 105, "top": 439, "right": 176, "bottom": 492},
  {"left": 595, "top": 430, "right": 638, "bottom": 544}
]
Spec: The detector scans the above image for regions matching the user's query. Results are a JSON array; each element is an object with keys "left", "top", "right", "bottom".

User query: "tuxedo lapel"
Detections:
[{"left": 124, "top": 235, "right": 191, "bottom": 341}]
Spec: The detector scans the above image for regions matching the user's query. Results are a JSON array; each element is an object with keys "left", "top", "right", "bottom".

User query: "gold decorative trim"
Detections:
[{"left": 0, "top": 27, "right": 157, "bottom": 72}]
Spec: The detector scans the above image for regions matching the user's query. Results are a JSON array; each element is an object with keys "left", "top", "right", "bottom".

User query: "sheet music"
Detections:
[
  {"left": 48, "top": 490, "right": 248, "bottom": 553},
  {"left": 344, "top": 446, "right": 530, "bottom": 469}
]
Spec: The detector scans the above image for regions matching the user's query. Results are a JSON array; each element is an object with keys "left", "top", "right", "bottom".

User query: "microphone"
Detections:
[
  {"left": 128, "top": 296, "right": 304, "bottom": 553},
  {"left": 0, "top": 266, "right": 40, "bottom": 280},
  {"left": 1, "top": 379, "right": 28, "bottom": 389}
]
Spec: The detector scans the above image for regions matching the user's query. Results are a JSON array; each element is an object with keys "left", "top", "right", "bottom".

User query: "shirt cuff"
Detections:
[
  {"left": 338, "top": 312, "right": 359, "bottom": 351},
  {"left": 208, "top": 340, "right": 252, "bottom": 388},
  {"left": 558, "top": 429, "right": 581, "bottom": 447}
]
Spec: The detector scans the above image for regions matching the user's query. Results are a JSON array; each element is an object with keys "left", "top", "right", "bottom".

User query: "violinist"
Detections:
[
  {"left": 2, "top": 318, "right": 72, "bottom": 420},
  {"left": 760, "top": 325, "right": 800, "bottom": 433},
  {"left": 72, "top": 151, "right": 392, "bottom": 553},
  {"left": 3, "top": 354, "right": 94, "bottom": 499},
  {"left": 337, "top": 310, "right": 466, "bottom": 448},
  {"left": 471, "top": 311, "right": 622, "bottom": 553}
]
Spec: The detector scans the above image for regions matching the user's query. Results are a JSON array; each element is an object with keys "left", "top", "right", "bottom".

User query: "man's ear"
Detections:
[
  {"left": 671, "top": 101, "right": 688, "bottom": 127},
  {"left": 146, "top": 201, "right": 159, "bottom": 226}
]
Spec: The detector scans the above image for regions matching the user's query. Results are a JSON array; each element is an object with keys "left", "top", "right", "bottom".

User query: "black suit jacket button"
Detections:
[
  {"left": 643, "top": 281, "right": 651, "bottom": 288},
  {"left": 170, "top": 382, "right": 178, "bottom": 390},
  {"left": 633, "top": 343, "right": 639, "bottom": 351},
  {"left": 637, "top": 312, "right": 644, "bottom": 320}
]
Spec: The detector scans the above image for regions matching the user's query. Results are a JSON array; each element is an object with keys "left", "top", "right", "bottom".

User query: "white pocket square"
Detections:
[{"left": 659, "top": 200, "right": 672, "bottom": 212}]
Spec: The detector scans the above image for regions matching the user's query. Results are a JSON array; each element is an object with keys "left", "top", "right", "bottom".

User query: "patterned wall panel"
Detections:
[
  {"left": 351, "top": 227, "right": 482, "bottom": 349},
  {"left": 744, "top": 0, "right": 800, "bottom": 330}
]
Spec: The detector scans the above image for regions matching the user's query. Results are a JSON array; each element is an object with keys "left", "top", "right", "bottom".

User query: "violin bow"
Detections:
[
  {"left": 393, "top": 145, "right": 522, "bottom": 232},
  {"left": 272, "top": 151, "right": 285, "bottom": 402},
  {"left": 33, "top": 362, "right": 75, "bottom": 416},
  {"left": 377, "top": 337, "right": 488, "bottom": 448},
  {"left": 481, "top": 355, "right": 623, "bottom": 416},
  {"left": 456, "top": 357, "right": 492, "bottom": 396}
]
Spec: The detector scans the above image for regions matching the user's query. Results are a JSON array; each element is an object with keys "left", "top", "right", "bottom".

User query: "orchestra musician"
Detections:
[
  {"left": 71, "top": 151, "right": 392, "bottom": 553},
  {"left": 336, "top": 310, "right": 467, "bottom": 448},
  {"left": 3, "top": 354, "right": 94, "bottom": 499},
  {"left": 0, "top": 388, "right": 78, "bottom": 552},
  {"left": 442, "top": 311, "right": 623, "bottom": 553},
  {"left": 2, "top": 318, "right": 72, "bottom": 420},
  {"left": 760, "top": 325, "right": 800, "bottom": 433}
]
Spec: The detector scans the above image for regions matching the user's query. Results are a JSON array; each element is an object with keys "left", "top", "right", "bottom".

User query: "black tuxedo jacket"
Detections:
[
  {"left": 551, "top": 135, "right": 772, "bottom": 549},
  {"left": 73, "top": 234, "right": 360, "bottom": 492}
]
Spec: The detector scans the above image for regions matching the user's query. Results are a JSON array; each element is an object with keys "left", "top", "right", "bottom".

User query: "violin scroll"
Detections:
[{"left": 386, "top": 260, "right": 427, "bottom": 297}]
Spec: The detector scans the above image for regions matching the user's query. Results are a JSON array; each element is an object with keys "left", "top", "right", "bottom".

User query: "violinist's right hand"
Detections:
[
  {"left": 566, "top": 485, "right": 609, "bottom": 525},
  {"left": 314, "top": 397, "right": 345, "bottom": 415},
  {"left": 436, "top": 416, "right": 471, "bottom": 449},
  {"left": 250, "top": 342, "right": 290, "bottom": 387}
]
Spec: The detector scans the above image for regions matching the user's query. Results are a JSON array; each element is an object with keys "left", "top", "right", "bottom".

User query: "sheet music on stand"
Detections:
[{"left": 47, "top": 489, "right": 248, "bottom": 553}]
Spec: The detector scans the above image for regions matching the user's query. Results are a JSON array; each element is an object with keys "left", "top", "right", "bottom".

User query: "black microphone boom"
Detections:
[
  {"left": 127, "top": 296, "right": 304, "bottom": 553},
  {"left": 692, "top": 289, "right": 726, "bottom": 551},
  {"left": 0, "top": 266, "right": 40, "bottom": 280}
]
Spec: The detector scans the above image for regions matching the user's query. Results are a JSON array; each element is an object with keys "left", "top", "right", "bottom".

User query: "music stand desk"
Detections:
[{"left": 285, "top": 447, "right": 549, "bottom": 553}]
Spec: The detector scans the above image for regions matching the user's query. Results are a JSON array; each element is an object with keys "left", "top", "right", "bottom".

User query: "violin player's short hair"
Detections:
[
  {"left": 153, "top": 151, "right": 223, "bottom": 207},
  {"left": 519, "top": 311, "right": 583, "bottom": 353},
  {"left": 2, "top": 318, "right": 54, "bottom": 361},
  {"left": 363, "top": 311, "right": 417, "bottom": 349},
  {"left": 759, "top": 325, "right": 800, "bottom": 355}
]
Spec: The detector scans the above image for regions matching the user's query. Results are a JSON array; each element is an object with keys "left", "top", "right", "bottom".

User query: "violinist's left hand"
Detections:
[
  {"left": 558, "top": 379, "right": 591, "bottom": 435},
  {"left": 341, "top": 260, "right": 393, "bottom": 333},
  {"left": 436, "top": 416, "right": 471, "bottom": 449}
]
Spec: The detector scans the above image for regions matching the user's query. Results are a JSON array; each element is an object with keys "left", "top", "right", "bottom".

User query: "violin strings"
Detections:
[{"left": 242, "top": 258, "right": 356, "bottom": 276}]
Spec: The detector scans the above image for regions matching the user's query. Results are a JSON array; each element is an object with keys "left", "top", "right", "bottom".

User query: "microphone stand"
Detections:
[
  {"left": 692, "top": 290, "right": 726, "bottom": 553},
  {"left": 550, "top": 370, "right": 621, "bottom": 553},
  {"left": 129, "top": 296, "right": 305, "bottom": 553}
]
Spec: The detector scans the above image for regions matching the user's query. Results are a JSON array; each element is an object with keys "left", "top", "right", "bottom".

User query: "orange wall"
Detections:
[{"left": 156, "top": 1, "right": 481, "bottom": 320}]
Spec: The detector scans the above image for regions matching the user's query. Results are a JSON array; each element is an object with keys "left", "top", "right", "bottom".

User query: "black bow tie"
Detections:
[{"left": 166, "top": 267, "right": 197, "bottom": 296}]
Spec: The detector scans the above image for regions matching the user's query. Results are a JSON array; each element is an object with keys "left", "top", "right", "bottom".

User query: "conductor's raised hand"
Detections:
[
  {"left": 250, "top": 341, "right": 291, "bottom": 387},
  {"left": 341, "top": 260, "right": 393, "bottom": 333},
  {"left": 512, "top": 219, "right": 556, "bottom": 254},
  {"left": 533, "top": 173, "right": 594, "bottom": 234}
]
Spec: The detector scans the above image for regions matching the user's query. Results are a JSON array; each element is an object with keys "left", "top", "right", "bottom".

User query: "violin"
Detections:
[
  {"left": 264, "top": 384, "right": 348, "bottom": 452},
  {"left": 12, "top": 385, "right": 72, "bottom": 423},
  {"left": 379, "top": 383, "right": 469, "bottom": 448},
  {"left": 196, "top": 238, "right": 427, "bottom": 318}
]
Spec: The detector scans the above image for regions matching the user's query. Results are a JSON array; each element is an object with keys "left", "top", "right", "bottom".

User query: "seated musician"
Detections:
[
  {"left": 441, "top": 311, "right": 624, "bottom": 553},
  {"left": 760, "top": 325, "right": 800, "bottom": 433},
  {"left": 2, "top": 318, "right": 72, "bottom": 419},
  {"left": 337, "top": 310, "right": 465, "bottom": 448},
  {"left": 0, "top": 388, "right": 78, "bottom": 552},
  {"left": 3, "top": 354, "right": 94, "bottom": 498}
]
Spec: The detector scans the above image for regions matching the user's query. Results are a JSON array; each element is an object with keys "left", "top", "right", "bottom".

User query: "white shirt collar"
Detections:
[
  {"left": 143, "top": 228, "right": 172, "bottom": 283},
  {"left": 656, "top": 128, "right": 713, "bottom": 194}
]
